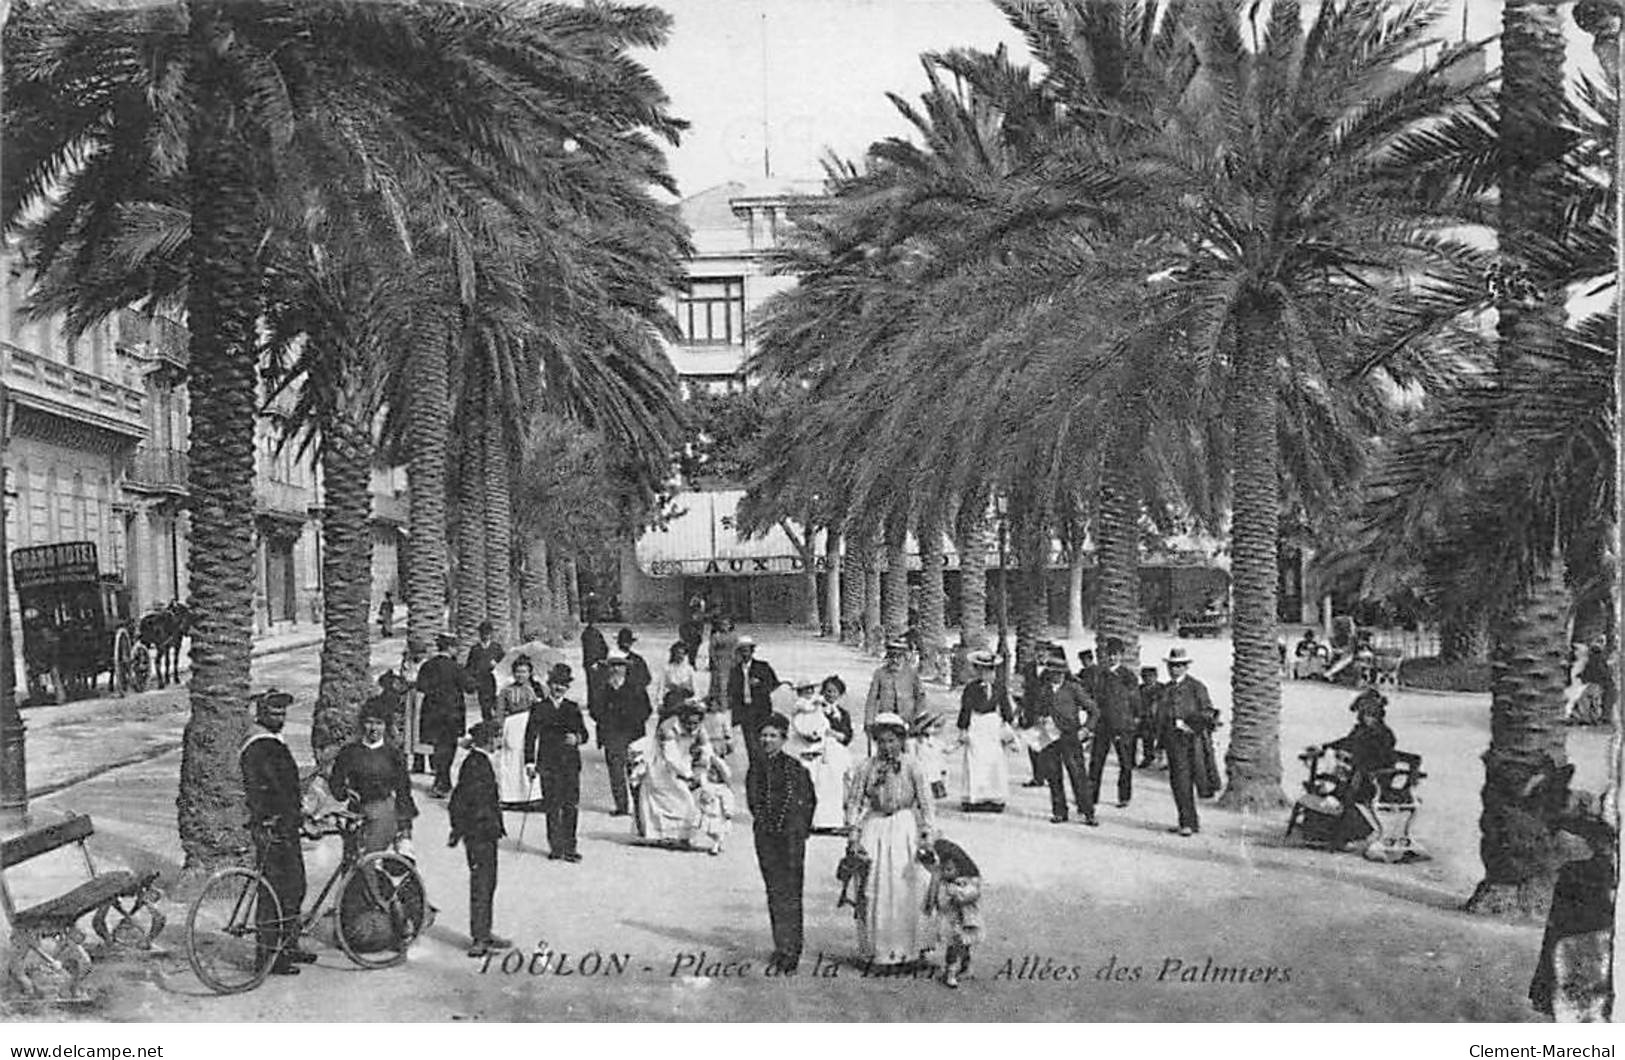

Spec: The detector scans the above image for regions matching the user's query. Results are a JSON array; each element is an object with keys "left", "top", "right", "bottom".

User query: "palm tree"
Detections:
[
  {"left": 6, "top": 0, "right": 686, "bottom": 870},
  {"left": 1133, "top": 0, "right": 1491, "bottom": 808}
]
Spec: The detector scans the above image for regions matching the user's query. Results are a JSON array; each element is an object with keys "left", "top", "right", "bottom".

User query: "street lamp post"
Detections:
[{"left": 0, "top": 383, "right": 25, "bottom": 826}]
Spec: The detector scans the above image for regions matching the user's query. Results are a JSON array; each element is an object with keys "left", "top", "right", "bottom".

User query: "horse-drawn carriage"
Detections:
[{"left": 12, "top": 541, "right": 149, "bottom": 702}]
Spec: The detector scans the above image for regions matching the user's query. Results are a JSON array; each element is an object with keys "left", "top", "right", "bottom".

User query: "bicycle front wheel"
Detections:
[
  {"left": 336, "top": 852, "right": 426, "bottom": 969},
  {"left": 187, "top": 867, "right": 282, "bottom": 994}
]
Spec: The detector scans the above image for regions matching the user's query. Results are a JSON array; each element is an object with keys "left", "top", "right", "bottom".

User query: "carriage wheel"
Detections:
[{"left": 128, "top": 648, "right": 151, "bottom": 693}]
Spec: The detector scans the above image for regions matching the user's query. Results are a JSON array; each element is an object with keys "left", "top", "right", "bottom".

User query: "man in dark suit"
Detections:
[
  {"left": 1088, "top": 637, "right": 1142, "bottom": 811},
  {"left": 1159, "top": 646, "right": 1215, "bottom": 837},
  {"left": 464, "top": 621, "right": 505, "bottom": 725},
  {"left": 417, "top": 633, "right": 473, "bottom": 797},
  {"left": 524, "top": 663, "right": 589, "bottom": 861},
  {"left": 1039, "top": 656, "right": 1097, "bottom": 826},
  {"left": 728, "top": 636, "right": 780, "bottom": 777},
  {"left": 448, "top": 720, "right": 511, "bottom": 957},
  {"left": 748, "top": 713, "right": 816, "bottom": 973},
  {"left": 591, "top": 653, "right": 650, "bottom": 816},
  {"left": 240, "top": 689, "right": 314, "bottom": 974},
  {"left": 616, "top": 627, "right": 652, "bottom": 693}
]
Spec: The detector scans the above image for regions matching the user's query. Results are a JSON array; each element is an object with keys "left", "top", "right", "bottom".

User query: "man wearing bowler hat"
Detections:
[
  {"left": 592, "top": 652, "right": 651, "bottom": 818},
  {"left": 1158, "top": 646, "right": 1214, "bottom": 837},
  {"left": 240, "top": 689, "right": 316, "bottom": 974},
  {"left": 1088, "top": 637, "right": 1142, "bottom": 813},
  {"left": 1039, "top": 655, "right": 1097, "bottom": 826},
  {"left": 525, "top": 662, "right": 589, "bottom": 860},
  {"left": 864, "top": 637, "right": 927, "bottom": 740},
  {"left": 616, "top": 627, "right": 652, "bottom": 694}
]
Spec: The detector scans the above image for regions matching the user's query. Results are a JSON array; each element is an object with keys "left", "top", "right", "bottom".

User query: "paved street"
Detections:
[{"left": 1, "top": 625, "right": 1610, "bottom": 1021}]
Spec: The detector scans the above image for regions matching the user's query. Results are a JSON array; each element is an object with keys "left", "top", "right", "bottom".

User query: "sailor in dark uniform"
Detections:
[
  {"left": 748, "top": 713, "right": 816, "bottom": 973},
  {"left": 239, "top": 689, "right": 315, "bottom": 974}
]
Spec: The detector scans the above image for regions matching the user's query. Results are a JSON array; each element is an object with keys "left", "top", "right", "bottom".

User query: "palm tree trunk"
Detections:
[
  {"left": 481, "top": 402, "right": 512, "bottom": 644},
  {"left": 1440, "top": 613, "right": 1486, "bottom": 664},
  {"left": 521, "top": 536, "right": 548, "bottom": 637},
  {"left": 1011, "top": 499, "right": 1049, "bottom": 673},
  {"left": 863, "top": 536, "right": 883, "bottom": 655},
  {"left": 957, "top": 507, "right": 991, "bottom": 651},
  {"left": 406, "top": 325, "right": 451, "bottom": 657},
  {"left": 312, "top": 375, "right": 376, "bottom": 758},
  {"left": 919, "top": 514, "right": 947, "bottom": 679},
  {"left": 882, "top": 533, "right": 909, "bottom": 643},
  {"left": 1096, "top": 407, "right": 1146, "bottom": 663},
  {"left": 549, "top": 550, "right": 569, "bottom": 628},
  {"left": 826, "top": 531, "right": 844, "bottom": 641},
  {"left": 453, "top": 430, "right": 487, "bottom": 645},
  {"left": 1466, "top": 562, "right": 1573, "bottom": 917},
  {"left": 177, "top": 18, "right": 260, "bottom": 870},
  {"left": 1462, "top": 0, "right": 1575, "bottom": 919},
  {"left": 1067, "top": 548, "right": 1086, "bottom": 641},
  {"left": 562, "top": 555, "right": 580, "bottom": 622},
  {"left": 1218, "top": 309, "right": 1288, "bottom": 810},
  {"left": 841, "top": 533, "right": 865, "bottom": 646}
]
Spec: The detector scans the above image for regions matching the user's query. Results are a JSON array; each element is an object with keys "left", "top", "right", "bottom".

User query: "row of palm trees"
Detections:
[
  {"left": 743, "top": 0, "right": 1614, "bottom": 918},
  {"left": 5, "top": 0, "right": 691, "bottom": 870}
]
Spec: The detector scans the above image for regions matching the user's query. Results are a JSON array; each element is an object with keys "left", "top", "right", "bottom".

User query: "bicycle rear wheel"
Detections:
[
  {"left": 336, "top": 852, "right": 426, "bottom": 969},
  {"left": 187, "top": 867, "right": 282, "bottom": 994}
]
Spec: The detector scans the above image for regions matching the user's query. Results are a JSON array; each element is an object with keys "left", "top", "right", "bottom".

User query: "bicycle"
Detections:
[{"left": 185, "top": 810, "right": 427, "bottom": 994}]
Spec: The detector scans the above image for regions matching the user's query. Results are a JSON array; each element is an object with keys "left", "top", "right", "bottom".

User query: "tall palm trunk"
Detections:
[
  {"left": 562, "top": 555, "right": 580, "bottom": 622},
  {"left": 406, "top": 326, "right": 452, "bottom": 656},
  {"left": 312, "top": 363, "right": 376, "bottom": 757},
  {"left": 1219, "top": 309, "right": 1287, "bottom": 810},
  {"left": 882, "top": 532, "right": 910, "bottom": 643},
  {"left": 957, "top": 507, "right": 991, "bottom": 651},
  {"left": 1440, "top": 613, "right": 1486, "bottom": 664},
  {"left": 841, "top": 532, "right": 865, "bottom": 646},
  {"left": 177, "top": 15, "right": 260, "bottom": 870},
  {"left": 1010, "top": 497, "right": 1049, "bottom": 672},
  {"left": 1096, "top": 397, "right": 1146, "bottom": 663},
  {"left": 863, "top": 535, "right": 883, "bottom": 655},
  {"left": 481, "top": 399, "right": 513, "bottom": 644},
  {"left": 1463, "top": 0, "right": 1575, "bottom": 919},
  {"left": 521, "top": 536, "right": 548, "bottom": 637},
  {"left": 453, "top": 430, "right": 487, "bottom": 645},
  {"left": 1467, "top": 562, "right": 1574, "bottom": 916},
  {"left": 1066, "top": 547, "right": 1086, "bottom": 641},
  {"left": 826, "top": 531, "right": 844, "bottom": 641},
  {"left": 918, "top": 514, "right": 946, "bottom": 680},
  {"left": 548, "top": 551, "right": 569, "bottom": 628}
]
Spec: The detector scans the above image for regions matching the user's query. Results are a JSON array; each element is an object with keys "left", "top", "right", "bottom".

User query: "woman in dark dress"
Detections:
[
  {"left": 330, "top": 696, "right": 419, "bottom": 853},
  {"left": 1529, "top": 790, "right": 1616, "bottom": 1020},
  {"left": 819, "top": 675, "right": 855, "bottom": 746},
  {"left": 1322, "top": 690, "right": 1397, "bottom": 848}
]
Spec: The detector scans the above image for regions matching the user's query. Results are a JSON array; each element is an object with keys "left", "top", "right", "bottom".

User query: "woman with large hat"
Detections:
[
  {"left": 844, "top": 712, "right": 937, "bottom": 969},
  {"left": 957, "top": 649, "right": 1013, "bottom": 812}
]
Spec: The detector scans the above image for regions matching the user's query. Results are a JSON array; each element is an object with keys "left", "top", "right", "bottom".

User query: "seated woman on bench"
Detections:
[{"left": 1315, "top": 690, "right": 1398, "bottom": 849}]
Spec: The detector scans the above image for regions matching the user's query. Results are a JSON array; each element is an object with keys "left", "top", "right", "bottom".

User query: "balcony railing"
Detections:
[
  {"left": 2, "top": 340, "right": 146, "bottom": 436},
  {"left": 116, "top": 309, "right": 189, "bottom": 369},
  {"left": 126, "top": 446, "right": 189, "bottom": 493}
]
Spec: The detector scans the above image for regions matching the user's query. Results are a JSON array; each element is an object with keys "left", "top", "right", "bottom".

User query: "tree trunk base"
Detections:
[
  {"left": 1213, "top": 781, "right": 1290, "bottom": 812},
  {"left": 1464, "top": 877, "right": 1555, "bottom": 922}
]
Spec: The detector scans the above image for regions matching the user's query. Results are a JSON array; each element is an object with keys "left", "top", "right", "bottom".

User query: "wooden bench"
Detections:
[{"left": 2, "top": 814, "right": 164, "bottom": 1003}]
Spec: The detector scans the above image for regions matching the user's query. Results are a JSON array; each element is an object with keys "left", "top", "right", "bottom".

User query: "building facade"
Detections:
[{"left": 2, "top": 250, "right": 407, "bottom": 689}]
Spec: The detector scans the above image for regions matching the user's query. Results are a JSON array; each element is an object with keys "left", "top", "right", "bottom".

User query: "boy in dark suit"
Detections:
[
  {"left": 449, "top": 720, "right": 511, "bottom": 956},
  {"left": 748, "top": 713, "right": 816, "bottom": 973}
]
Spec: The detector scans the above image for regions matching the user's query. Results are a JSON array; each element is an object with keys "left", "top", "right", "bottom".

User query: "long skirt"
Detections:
[
  {"left": 356, "top": 797, "right": 398, "bottom": 855},
  {"left": 634, "top": 744, "right": 702, "bottom": 846},
  {"left": 497, "top": 710, "right": 543, "bottom": 810},
  {"left": 808, "top": 742, "right": 851, "bottom": 831},
  {"left": 857, "top": 812, "right": 930, "bottom": 967},
  {"left": 961, "top": 712, "right": 1009, "bottom": 807}
]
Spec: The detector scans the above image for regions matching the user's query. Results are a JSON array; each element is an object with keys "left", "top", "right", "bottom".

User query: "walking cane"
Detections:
[{"left": 516, "top": 768, "right": 536, "bottom": 849}]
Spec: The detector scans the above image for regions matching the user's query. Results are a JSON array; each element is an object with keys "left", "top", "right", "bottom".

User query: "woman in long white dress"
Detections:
[
  {"left": 845, "top": 712, "right": 937, "bottom": 969},
  {"left": 957, "top": 649, "right": 1012, "bottom": 812},
  {"left": 782, "top": 685, "right": 851, "bottom": 832},
  {"left": 496, "top": 657, "right": 543, "bottom": 811},
  {"left": 633, "top": 699, "right": 708, "bottom": 848}
]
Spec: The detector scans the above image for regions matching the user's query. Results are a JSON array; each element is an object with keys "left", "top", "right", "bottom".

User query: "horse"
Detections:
[{"left": 139, "top": 600, "right": 194, "bottom": 688}]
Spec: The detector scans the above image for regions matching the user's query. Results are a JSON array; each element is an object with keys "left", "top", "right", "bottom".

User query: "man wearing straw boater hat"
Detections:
[
  {"left": 1158, "top": 646, "right": 1214, "bottom": 837},
  {"left": 728, "top": 634, "right": 780, "bottom": 776}
]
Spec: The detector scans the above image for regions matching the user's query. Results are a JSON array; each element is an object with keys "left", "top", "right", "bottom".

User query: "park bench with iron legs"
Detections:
[{"left": 1, "top": 814, "right": 165, "bottom": 1003}]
